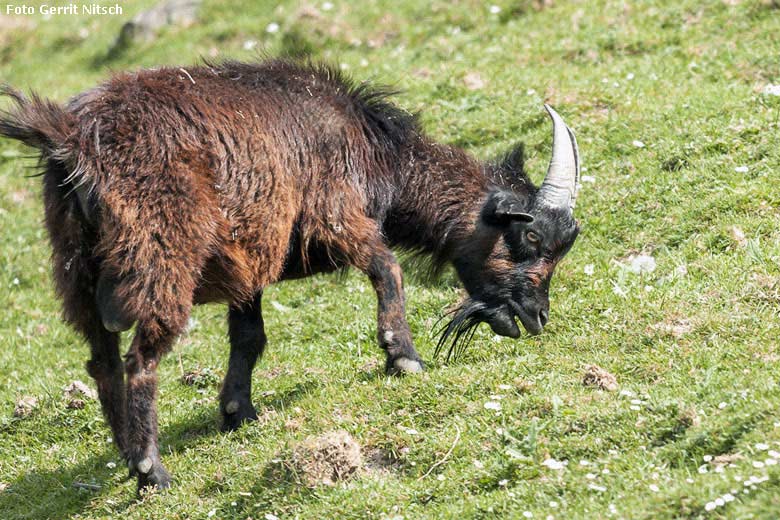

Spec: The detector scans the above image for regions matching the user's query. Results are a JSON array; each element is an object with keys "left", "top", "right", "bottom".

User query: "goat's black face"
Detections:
[
  {"left": 439, "top": 190, "right": 579, "bottom": 359},
  {"left": 436, "top": 104, "right": 580, "bottom": 360}
]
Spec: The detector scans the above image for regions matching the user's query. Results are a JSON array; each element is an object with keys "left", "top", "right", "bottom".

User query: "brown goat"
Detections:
[{"left": 0, "top": 59, "right": 581, "bottom": 492}]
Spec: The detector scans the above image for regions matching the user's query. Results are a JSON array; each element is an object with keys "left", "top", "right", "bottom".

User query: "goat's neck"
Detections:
[{"left": 384, "top": 138, "right": 489, "bottom": 264}]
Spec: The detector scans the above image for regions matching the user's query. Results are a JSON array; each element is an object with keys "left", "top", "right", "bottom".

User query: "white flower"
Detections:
[
  {"left": 106, "top": 461, "right": 116, "bottom": 469},
  {"left": 581, "top": 175, "right": 596, "bottom": 184},
  {"left": 588, "top": 484, "right": 607, "bottom": 492},
  {"left": 723, "top": 493, "right": 735, "bottom": 502},
  {"left": 498, "top": 384, "right": 512, "bottom": 390},
  {"left": 498, "top": 479, "right": 509, "bottom": 486},
  {"left": 762, "top": 84, "right": 780, "bottom": 96},
  {"left": 490, "top": 5, "right": 501, "bottom": 14},
  {"left": 549, "top": 501, "right": 559, "bottom": 508},
  {"left": 698, "top": 465, "right": 708, "bottom": 474},
  {"left": 523, "top": 512, "right": 533, "bottom": 518},
  {"left": 583, "top": 264, "right": 595, "bottom": 276},
  {"left": 585, "top": 473, "right": 597, "bottom": 480},
  {"left": 649, "top": 484, "right": 659, "bottom": 492},
  {"left": 542, "top": 458, "right": 566, "bottom": 470},
  {"left": 266, "top": 22, "right": 280, "bottom": 34},
  {"left": 755, "top": 443, "right": 769, "bottom": 451},
  {"left": 579, "top": 459, "right": 590, "bottom": 466},
  {"left": 705, "top": 502, "right": 717, "bottom": 511},
  {"left": 626, "top": 73, "right": 635, "bottom": 80},
  {"left": 484, "top": 401, "right": 502, "bottom": 411},
  {"left": 718, "top": 402, "right": 728, "bottom": 409},
  {"left": 628, "top": 255, "right": 656, "bottom": 274},
  {"left": 322, "top": 1, "right": 334, "bottom": 10},
  {"left": 752, "top": 460, "right": 765, "bottom": 468},
  {"left": 703, "top": 455, "right": 713, "bottom": 462},
  {"left": 735, "top": 166, "right": 748, "bottom": 173},
  {"left": 632, "top": 140, "right": 645, "bottom": 148},
  {"left": 265, "top": 514, "right": 280, "bottom": 520},
  {"left": 243, "top": 40, "right": 257, "bottom": 50}
]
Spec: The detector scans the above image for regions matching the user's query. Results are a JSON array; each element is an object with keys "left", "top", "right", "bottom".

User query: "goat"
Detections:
[{"left": 0, "top": 59, "right": 581, "bottom": 492}]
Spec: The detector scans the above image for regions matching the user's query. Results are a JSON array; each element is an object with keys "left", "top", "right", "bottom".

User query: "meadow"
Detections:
[{"left": 0, "top": 0, "right": 779, "bottom": 518}]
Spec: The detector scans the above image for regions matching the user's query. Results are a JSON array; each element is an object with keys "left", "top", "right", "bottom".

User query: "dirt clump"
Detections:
[
  {"left": 290, "top": 430, "right": 362, "bottom": 487},
  {"left": 582, "top": 365, "right": 618, "bottom": 392},
  {"left": 13, "top": 396, "right": 38, "bottom": 418}
]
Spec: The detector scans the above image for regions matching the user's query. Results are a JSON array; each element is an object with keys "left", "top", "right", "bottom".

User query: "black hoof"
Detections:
[
  {"left": 221, "top": 398, "right": 259, "bottom": 432},
  {"left": 135, "top": 460, "right": 172, "bottom": 494}
]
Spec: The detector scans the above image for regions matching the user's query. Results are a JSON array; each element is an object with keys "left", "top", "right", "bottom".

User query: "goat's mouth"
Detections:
[
  {"left": 507, "top": 300, "right": 544, "bottom": 336},
  {"left": 435, "top": 299, "right": 543, "bottom": 362}
]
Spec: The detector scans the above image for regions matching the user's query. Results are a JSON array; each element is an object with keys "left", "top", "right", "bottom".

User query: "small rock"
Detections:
[
  {"left": 290, "top": 430, "right": 362, "bottom": 487},
  {"left": 111, "top": 0, "right": 201, "bottom": 53},
  {"left": 582, "top": 365, "right": 618, "bottom": 392},
  {"left": 14, "top": 395, "right": 38, "bottom": 418}
]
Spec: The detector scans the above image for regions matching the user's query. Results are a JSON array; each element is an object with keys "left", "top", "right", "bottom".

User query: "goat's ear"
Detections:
[{"left": 482, "top": 191, "right": 534, "bottom": 226}]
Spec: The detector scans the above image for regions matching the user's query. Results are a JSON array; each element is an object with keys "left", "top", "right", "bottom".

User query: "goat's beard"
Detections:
[{"left": 434, "top": 298, "right": 487, "bottom": 362}]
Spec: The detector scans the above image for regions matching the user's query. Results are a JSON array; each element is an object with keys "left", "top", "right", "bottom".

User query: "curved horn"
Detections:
[{"left": 538, "top": 104, "right": 580, "bottom": 211}]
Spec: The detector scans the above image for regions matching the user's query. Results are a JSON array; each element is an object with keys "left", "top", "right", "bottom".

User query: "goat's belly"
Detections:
[{"left": 280, "top": 244, "right": 346, "bottom": 280}]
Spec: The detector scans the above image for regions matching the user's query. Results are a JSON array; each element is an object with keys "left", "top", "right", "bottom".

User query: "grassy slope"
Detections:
[{"left": 0, "top": 0, "right": 779, "bottom": 518}]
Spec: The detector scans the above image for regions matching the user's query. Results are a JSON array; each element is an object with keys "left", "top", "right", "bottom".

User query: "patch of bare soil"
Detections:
[{"left": 290, "top": 430, "right": 362, "bottom": 487}]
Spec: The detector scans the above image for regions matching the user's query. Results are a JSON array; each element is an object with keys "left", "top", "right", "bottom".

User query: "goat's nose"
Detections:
[{"left": 539, "top": 309, "right": 549, "bottom": 327}]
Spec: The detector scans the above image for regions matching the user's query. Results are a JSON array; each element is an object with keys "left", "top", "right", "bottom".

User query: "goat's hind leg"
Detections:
[
  {"left": 124, "top": 321, "right": 179, "bottom": 492},
  {"left": 58, "top": 266, "right": 128, "bottom": 456},
  {"left": 220, "top": 292, "right": 265, "bottom": 431},
  {"left": 85, "top": 326, "right": 127, "bottom": 456}
]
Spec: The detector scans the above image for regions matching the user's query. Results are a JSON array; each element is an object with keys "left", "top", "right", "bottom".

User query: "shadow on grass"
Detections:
[{"left": 0, "top": 381, "right": 321, "bottom": 519}]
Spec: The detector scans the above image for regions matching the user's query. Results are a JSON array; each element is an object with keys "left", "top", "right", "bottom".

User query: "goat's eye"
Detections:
[{"left": 526, "top": 231, "right": 541, "bottom": 243}]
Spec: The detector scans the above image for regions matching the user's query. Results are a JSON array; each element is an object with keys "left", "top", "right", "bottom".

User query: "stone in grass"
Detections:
[
  {"left": 13, "top": 396, "right": 38, "bottom": 418},
  {"left": 582, "top": 365, "right": 618, "bottom": 392},
  {"left": 290, "top": 430, "right": 362, "bottom": 487},
  {"left": 110, "top": 0, "right": 201, "bottom": 55}
]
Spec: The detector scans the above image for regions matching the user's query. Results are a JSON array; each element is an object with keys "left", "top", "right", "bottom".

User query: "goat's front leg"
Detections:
[
  {"left": 220, "top": 291, "right": 265, "bottom": 431},
  {"left": 124, "top": 326, "right": 174, "bottom": 492},
  {"left": 365, "top": 247, "right": 424, "bottom": 375}
]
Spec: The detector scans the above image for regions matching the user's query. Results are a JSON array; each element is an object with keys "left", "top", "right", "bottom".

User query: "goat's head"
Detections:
[{"left": 439, "top": 105, "right": 580, "bottom": 359}]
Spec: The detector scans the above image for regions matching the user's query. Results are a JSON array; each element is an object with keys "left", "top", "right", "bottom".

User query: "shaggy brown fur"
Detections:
[{"left": 0, "top": 58, "right": 580, "bottom": 492}]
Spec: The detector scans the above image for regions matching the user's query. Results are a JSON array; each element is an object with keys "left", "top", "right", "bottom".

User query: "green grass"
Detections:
[{"left": 1, "top": 0, "right": 780, "bottom": 518}]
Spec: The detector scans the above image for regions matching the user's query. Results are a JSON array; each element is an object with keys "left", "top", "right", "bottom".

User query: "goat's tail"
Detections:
[{"left": 0, "top": 85, "right": 75, "bottom": 160}]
